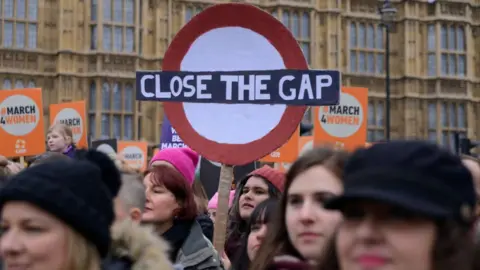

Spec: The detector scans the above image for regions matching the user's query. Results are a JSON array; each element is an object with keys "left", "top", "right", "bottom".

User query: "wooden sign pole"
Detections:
[{"left": 213, "top": 164, "right": 234, "bottom": 253}]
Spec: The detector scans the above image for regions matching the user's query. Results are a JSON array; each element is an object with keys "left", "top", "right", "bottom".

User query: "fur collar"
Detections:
[{"left": 109, "top": 219, "right": 172, "bottom": 270}]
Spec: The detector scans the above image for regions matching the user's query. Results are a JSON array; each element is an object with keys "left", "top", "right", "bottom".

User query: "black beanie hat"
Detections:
[
  {"left": 74, "top": 148, "right": 122, "bottom": 197},
  {"left": 0, "top": 149, "right": 120, "bottom": 257},
  {"left": 325, "top": 140, "right": 476, "bottom": 224}
]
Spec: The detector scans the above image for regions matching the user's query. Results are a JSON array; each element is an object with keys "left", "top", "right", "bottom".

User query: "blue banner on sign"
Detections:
[
  {"left": 136, "top": 69, "right": 341, "bottom": 106},
  {"left": 159, "top": 116, "right": 187, "bottom": 150}
]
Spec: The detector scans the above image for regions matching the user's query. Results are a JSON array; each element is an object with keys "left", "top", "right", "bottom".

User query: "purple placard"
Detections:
[{"left": 160, "top": 116, "right": 187, "bottom": 149}]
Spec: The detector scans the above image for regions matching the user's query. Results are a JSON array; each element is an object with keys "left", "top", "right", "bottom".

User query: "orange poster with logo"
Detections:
[
  {"left": 0, "top": 88, "right": 46, "bottom": 157},
  {"left": 260, "top": 127, "right": 299, "bottom": 163},
  {"left": 118, "top": 141, "right": 148, "bottom": 171},
  {"left": 313, "top": 87, "right": 368, "bottom": 152},
  {"left": 274, "top": 135, "right": 314, "bottom": 172},
  {"left": 50, "top": 101, "right": 88, "bottom": 149}
]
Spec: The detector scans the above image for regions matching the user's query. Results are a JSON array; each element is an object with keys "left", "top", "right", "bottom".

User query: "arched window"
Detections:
[
  {"left": 123, "top": 115, "right": 133, "bottom": 140},
  {"left": 101, "top": 113, "right": 110, "bottom": 139},
  {"left": 113, "top": 82, "right": 121, "bottom": 111},
  {"left": 113, "top": 115, "right": 121, "bottom": 139},
  {"left": 101, "top": 82, "right": 111, "bottom": 110},
  {"left": 3, "top": 79, "right": 12, "bottom": 89},
  {"left": 14, "top": 80, "right": 24, "bottom": 89},
  {"left": 124, "top": 84, "right": 133, "bottom": 112},
  {"left": 89, "top": 82, "right": 96, "bottom": 111}
]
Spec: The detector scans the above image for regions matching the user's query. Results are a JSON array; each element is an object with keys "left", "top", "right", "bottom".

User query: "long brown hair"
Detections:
[
  {"left": 226, "top": 168, "right": 282, "bottom": 256},
  {"left": 192, "top": 178, "right": 209, "bottom": 214},
  {"left": 250, "top": 147, "right": 349, "bottom": 270}
]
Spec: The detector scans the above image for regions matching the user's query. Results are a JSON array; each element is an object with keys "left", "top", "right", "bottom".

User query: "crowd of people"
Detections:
[{"left": 1, "top": 123, "right": 480, "bottom": 270}]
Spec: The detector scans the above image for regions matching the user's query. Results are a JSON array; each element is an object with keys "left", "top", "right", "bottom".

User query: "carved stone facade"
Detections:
[{"left": 0, "top": 0, "right": 478, "bottom": 149}]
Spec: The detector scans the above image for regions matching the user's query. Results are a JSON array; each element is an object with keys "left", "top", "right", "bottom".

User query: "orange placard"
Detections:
[
  {"left": 118, "top": 141, "right": 148, "bottom": 171},
  {"left": 0, "top": 88, "right": 46, "bottom": 157},
  {"left": 260, "top": 127, "right": 300, "bottom": 163},
  {"left": 274, "top": 136, "right": 314, "bottom": 173},
  {"left": 313, "top": 87, "right": 368, "bottom": 151},
  {"left": 49, "top": 101, "right": 88, "bottom": 149}
]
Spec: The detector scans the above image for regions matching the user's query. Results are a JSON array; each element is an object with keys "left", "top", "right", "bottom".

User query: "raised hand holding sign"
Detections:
[{"left": 135, "top": 3, "right": 341, "bottom": 252}]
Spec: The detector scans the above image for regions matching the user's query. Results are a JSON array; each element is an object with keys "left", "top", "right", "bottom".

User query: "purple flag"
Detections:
[{"left": 160, "top": 116, "right": 187, "bottom": 149}]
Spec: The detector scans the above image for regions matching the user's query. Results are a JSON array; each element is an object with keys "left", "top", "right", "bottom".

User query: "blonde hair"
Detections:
[
  {"left": 66, "top": 226, "right": 101, "bottom": 270},
  {"left": 47, "top": 123, "right": 74, "bottom": 146}
]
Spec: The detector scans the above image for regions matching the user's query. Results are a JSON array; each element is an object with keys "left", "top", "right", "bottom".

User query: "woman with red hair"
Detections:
[{"left": 143, "top": 148, "right": 224, "bottom": 269}]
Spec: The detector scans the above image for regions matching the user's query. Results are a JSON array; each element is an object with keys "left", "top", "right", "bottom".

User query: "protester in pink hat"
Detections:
[
  {"left": 150, "top": 148, "right": 199, "bottom": 185},
  {"left": 148, "top": 148, "right": 214, "bottom": 241},
  {"left": 208, "top": 190, "right": 236, "bottom": 224}
]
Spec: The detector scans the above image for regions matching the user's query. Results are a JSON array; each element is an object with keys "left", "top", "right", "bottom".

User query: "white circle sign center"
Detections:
[{"left": 181, "top": 26, "right": 287, "bottom": 144}]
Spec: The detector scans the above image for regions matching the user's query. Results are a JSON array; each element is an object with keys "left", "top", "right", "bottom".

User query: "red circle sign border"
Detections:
[{"left": 163, "top": 3, "right": 308, "bottom": 165}]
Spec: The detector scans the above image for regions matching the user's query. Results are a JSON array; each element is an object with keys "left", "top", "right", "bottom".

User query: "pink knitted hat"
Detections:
[
  {"left": 208, "top": 190, "right": 235, "bottom": 209},
  {"left": 149, "top": 148, "right": 199, "bottom": 185}
]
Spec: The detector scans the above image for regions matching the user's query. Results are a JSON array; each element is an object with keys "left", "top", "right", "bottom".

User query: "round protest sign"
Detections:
[
  {"left": 0, "top": 94, "right": 40, "bottom": 136},
  {"left": 160, "top": 4, "right": 310, "bottom": 165},
  {"left": 0, "top": 89, "right": 46, "bottom": 157},
  {"left": 318, "top": 92, "right": 364, "bottom": 138},
  {"left": 313, "top": 87, "right": 367, "bottom": 151},
  {"left": 121, "top": 145, "right": 145, "bottom": 170},
  {"left": 53, "top": 108, "right": 83, "bottom": 143},
  {"left": 118, "top": 141, "right": 148, "bottom": 171}
]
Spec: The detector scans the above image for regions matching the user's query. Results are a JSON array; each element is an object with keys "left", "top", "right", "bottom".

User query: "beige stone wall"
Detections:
[{"left": 0, "top": 0, "right": 478, "bottom": 151}]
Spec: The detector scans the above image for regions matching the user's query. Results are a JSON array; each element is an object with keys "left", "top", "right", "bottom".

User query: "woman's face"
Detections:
[
  {"left": 285, "top": 165, "right": 343, "bottom": 261},
  {"left": 247, "top": 221, "right": 268, "bottom": 261},
  {"left": 0, "top": 201, "right": 70, "bottom": 270},
  {"left": 239, "top": 176, "right": 270, "bottom": 219},
  {"left": 142, "top": 173, "right": 180, "bottom": 223},
  {"left": 46, "top": 130, "right": 68, "bottom": 152},
  {"left": 336, "top": 201, "right": 436, "bottom": 270}
]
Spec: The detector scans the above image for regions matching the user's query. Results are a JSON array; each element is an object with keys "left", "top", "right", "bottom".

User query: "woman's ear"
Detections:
[
  {"left": 129, "top": 208, "right": 143, "bottom": 223},
  {"left": 176, "top": 199, "right": 184, "bottom": 208}
]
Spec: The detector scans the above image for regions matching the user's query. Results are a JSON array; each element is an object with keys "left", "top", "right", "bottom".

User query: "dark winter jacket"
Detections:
[
  {"left": 196, "top": 213, "right": 214, "bottom": 241},
  {"left": 164, "top": 220, "right": 224, "bottom": 270}
]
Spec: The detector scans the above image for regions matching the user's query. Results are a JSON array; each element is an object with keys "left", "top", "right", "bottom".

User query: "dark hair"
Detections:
[
  {"left": 147, "top": 165, "right": 197, "bottom": 220},
  {"left": 233, "top": 198, "right": 278, "bottom": 270},
  {"left": 30, "top": 152, "right": 70, "bottom": 167},
  {"left": 319, "top": 221, "right": 475, "bottom": 270},
  {"left": 192, "top": 178, "right": 209, "bottom": 214},
  {"left": 250, "top": 147, "right": 349, "bottom": 270},
  {"left": 225, "top": 171, "right": 282, "bottom": 256}
]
